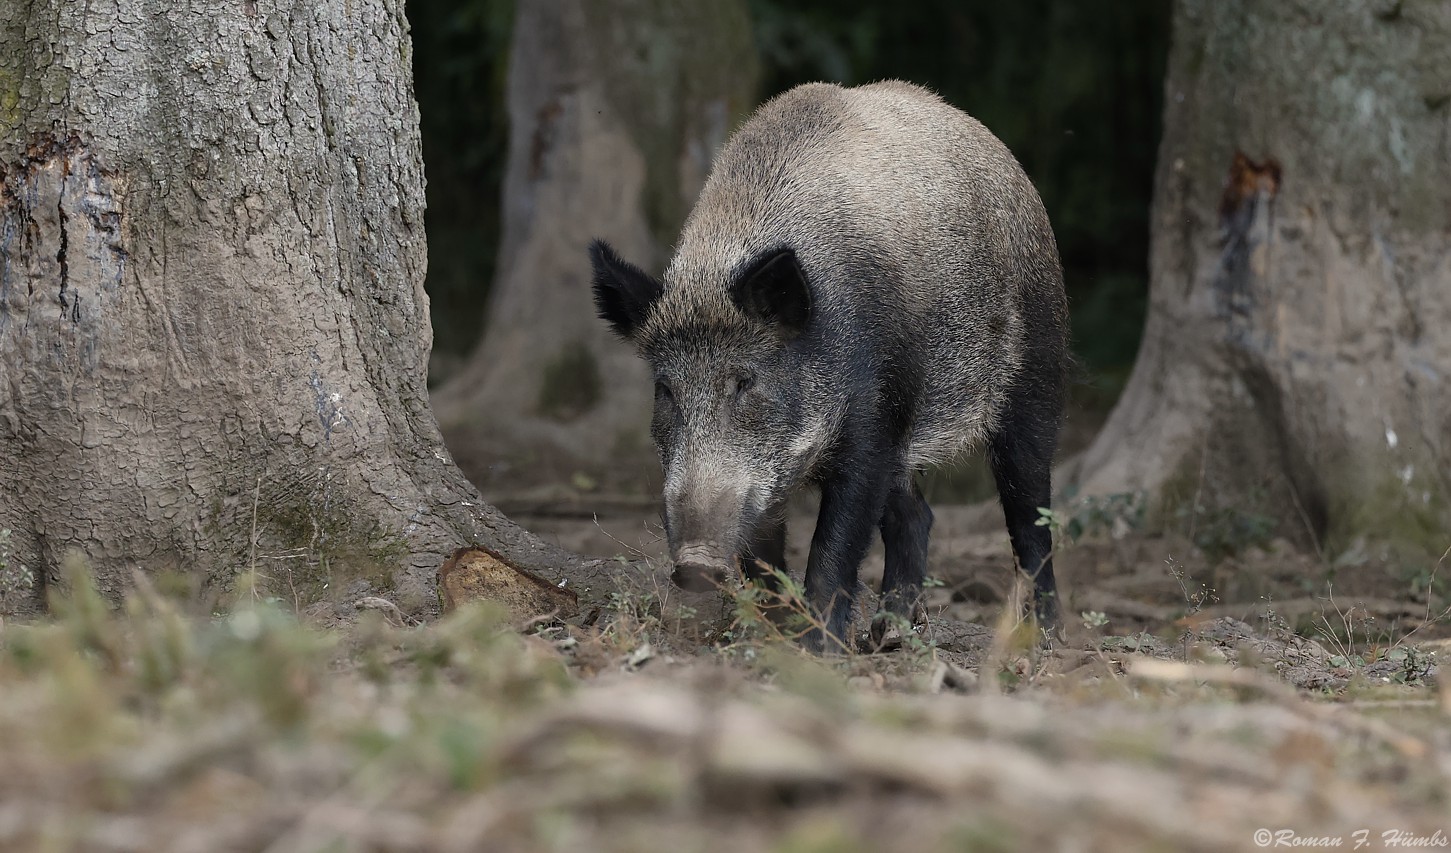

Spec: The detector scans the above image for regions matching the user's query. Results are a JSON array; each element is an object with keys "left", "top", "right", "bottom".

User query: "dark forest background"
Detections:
[{"left": 409, "top": 0, "right": 1172, "bottom": 410}]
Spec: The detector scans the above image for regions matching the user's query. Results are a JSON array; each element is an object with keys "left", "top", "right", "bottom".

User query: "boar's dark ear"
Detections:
[
  {"left": 590, "top": 239, "right": 663, "bottom": 339},
  {"left": 730, "top": 247, "right": 811, "bottom": 336}
]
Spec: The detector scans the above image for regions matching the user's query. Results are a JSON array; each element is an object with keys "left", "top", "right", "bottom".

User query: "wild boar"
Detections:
[{"left": 590, "top": 80, "right": 1068, "bottom": 650}]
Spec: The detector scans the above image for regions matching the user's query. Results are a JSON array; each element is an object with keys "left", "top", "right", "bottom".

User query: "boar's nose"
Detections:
[{"left": 671, "top": 545, "right": 733, "bottom": 592}]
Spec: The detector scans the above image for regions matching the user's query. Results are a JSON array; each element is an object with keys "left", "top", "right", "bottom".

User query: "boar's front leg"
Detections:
[
  {"left": 873, "top": 475, "right": 932, "bottom": 646},
  {"left": 741, "top": 513, "right": 787, "bottom": 589},
  {"left": 802, "top": 466, "right": 891, "bottom": 653}
]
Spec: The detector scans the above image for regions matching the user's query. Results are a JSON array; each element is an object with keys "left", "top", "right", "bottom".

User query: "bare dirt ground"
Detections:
[
  {"left": 519, "top": 489, "right": 1451, "bottom": 662},
  {"left": 0, "top": 493, "right": 1447, "bottom": 852},
  {"left": 496, "top": 493, "right": 1451, "bottom": 850}
]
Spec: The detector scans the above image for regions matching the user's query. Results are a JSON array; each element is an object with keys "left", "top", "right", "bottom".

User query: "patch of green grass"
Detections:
[
  {"left": 947, "top": 817, "right": 1021, "bottom": 853},
  {"left": 774, "top": 819, "right": 871, "bottom": 853}
]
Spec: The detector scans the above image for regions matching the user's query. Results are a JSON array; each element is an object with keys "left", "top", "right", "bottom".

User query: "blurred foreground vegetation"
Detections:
[{"left": 1, "top": 554, "right": 1446, "bottom": 852}]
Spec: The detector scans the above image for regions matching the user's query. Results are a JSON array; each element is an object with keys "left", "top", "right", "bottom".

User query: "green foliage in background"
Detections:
[{"left": 408, "top": 0, "right": 515, "bottom": 360}]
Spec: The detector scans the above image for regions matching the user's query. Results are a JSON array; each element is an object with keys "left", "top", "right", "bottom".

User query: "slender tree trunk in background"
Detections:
[
  {"left": 1067, "top": 0, "right": 1451, "bottom": 558},
  {"left": 431, "top": 0, "right": 759, "bottom": 495},
  {"left": 0, "top": 0, "right": 591, "bottom": 617}
]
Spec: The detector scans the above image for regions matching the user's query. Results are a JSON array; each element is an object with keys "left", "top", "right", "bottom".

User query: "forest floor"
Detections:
[{"left": 0, "top": 497, "right": 1448, "bottom": 852}]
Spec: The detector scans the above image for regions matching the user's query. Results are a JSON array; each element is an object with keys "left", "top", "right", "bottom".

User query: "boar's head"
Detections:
[{"left": 590, "top": 241, "right": 826, "bottom": 592}]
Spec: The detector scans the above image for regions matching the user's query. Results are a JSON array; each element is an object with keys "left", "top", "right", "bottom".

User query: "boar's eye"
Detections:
[
  {"left": 655, "top": 380, "right": 675, "bottom": 404},
  {"left": 733, "top": 373, "right": 755, "bottom": 399}
]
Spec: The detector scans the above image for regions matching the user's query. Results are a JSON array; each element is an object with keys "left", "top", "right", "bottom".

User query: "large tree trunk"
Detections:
[
  {"left": 1068, "top": 0, "right": 1451, "bottom": 557},
  {"left": 0, "top": 0, "right": 596, "bottom": 616},
  {"left": 431, "top": 0, "right": 758, "bottom": 495}
]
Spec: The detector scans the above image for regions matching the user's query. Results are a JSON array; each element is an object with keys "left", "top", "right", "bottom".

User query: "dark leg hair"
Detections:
[
  {"left": 874, "top": 473, "right": 932, "bottom": 642},
  {"left": 802, "top": 467, "right": 890, "bottom": 653},
  {"left": 988, "top": 391, "right": 1063, "bottom": 632},
  {"left": 742, "top": 513, "right": 787, "bottom": 589}
]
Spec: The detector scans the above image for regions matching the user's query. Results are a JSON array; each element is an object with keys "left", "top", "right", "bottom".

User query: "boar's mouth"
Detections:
[{"left": 670, "top": 544, "right": 735, "bottom": 592}]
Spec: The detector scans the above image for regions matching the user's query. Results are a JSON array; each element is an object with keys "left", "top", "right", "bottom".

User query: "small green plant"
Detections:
[
  {"left": 1081, "top": 610, "right": 1110, "bottom": 630},
  {"left": 1035, "top": 491, "right": 1146, "bottom": 545},
  {"left": 875, "top": 609, "right": 934, "bottom": 658},
  {"left": 600, "top": 586, "right": 665, "bottom": 654},
  {"left": 1176, "top": 499, "right": 1275, "bottom": 562},
  {"left": 1399, "top": 548, "right": 1451, "bottom": 607},
  {"left": 1165, "top": 553, "right": 1217, "bottom": 616},
  {"left": 1305, "top": 582, "right": 1444, "bottom": 686},
  {"left": 1375, "top": 645, "right": 1435, "bottom": 685},
  {"left": 1099, "top": 631, "right": 1158, "bottom": 653},
  {"left": 724, "top": 564, "right": 824, "bottom": 648},
  {"left": 607, "top": 589, "right": 651, "bottom": 619}
]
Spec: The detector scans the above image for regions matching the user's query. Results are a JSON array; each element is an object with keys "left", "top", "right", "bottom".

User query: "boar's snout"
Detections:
[{"left": 670, "top": 544, "right": 734, "bottom": 592}]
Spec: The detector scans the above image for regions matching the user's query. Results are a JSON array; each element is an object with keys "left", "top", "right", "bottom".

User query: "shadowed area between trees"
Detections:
[{"left": 411, "top": 0, "right": 1170, "bottom": 423}]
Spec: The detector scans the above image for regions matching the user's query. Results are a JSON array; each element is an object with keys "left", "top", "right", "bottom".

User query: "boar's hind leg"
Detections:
[
  {"left": 988, "top": 395, "right": 1062, "bottom": 633},
  {"left": 877, "top": 476, "right": 932, "bottom": 631},
  {"left": 742, "top": 514, "right": 787, "bottom": 590}
]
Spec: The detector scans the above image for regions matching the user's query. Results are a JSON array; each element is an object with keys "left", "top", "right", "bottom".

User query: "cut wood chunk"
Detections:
[{"left": 438, "top": 546, "right": 579, "bottom": 621}]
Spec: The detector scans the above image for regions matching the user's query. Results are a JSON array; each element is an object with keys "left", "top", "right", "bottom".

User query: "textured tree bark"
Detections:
[
  {"left": 430, "top": 0, "right": 759, "bottom": 494},
  {"left": 1067, "top": 0, "right": 1451, "bottom": 557},
  {"left": 0, "top": 0, "right": 611, "bottom": 617}
]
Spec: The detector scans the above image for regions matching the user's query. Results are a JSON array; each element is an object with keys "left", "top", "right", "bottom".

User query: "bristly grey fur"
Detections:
[
  {"left": 641, "top": 80, "right": 1066, "bottom": 468},
  {"left": 593, "top": 80, "right": 1069, "bottom": 647}
]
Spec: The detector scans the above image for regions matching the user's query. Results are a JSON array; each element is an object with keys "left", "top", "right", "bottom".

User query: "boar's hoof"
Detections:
[{"left": 869, "top": 610, "right": 926, "bottom": 653}]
